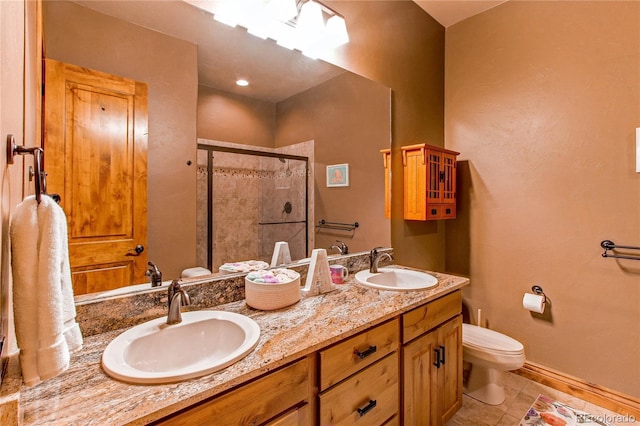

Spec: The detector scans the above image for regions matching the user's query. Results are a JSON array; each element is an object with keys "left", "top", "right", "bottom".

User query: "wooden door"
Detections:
[{"left": 43, "top": 59, "right": 148, "bottom": 295}]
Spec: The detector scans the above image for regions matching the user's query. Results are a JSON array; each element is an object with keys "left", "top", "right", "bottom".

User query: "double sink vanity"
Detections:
[{"left": 17, "top": 251, "right": 469, "bottom": 425}]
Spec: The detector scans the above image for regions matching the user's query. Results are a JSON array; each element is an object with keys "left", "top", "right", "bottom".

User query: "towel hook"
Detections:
[{"left": 6, "top": 134, "right": 47, "bottom": 204}]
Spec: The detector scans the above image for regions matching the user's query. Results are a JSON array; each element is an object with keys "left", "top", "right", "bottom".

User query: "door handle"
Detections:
[
  {"left": 433, "top": 348, "right": 441, "bottom": 368},
  {"left": 125, "top": 245, "right": 145, "bottom": 256}
]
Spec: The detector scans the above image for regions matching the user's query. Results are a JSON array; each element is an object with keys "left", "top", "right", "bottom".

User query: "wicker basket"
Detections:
[{"left": 245, "top": 272, "right": 301, "bottom": 311}]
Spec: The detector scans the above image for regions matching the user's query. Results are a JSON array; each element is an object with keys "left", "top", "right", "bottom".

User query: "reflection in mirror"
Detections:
[
  {"left": 42, "top": 0, "right": 391, "bottom": 302},
  {"left": 196, "top": 144, "right": 309, "bottom": 271}
]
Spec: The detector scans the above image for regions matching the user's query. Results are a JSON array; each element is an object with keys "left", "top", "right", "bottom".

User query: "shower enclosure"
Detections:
[{"left": 197, "top": 145, "right": 309, "bottom": 272}]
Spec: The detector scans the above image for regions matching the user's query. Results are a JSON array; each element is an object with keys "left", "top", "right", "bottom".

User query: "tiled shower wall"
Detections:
[{"left": 197, "top": 148, "right": 308, "bottom": 272}]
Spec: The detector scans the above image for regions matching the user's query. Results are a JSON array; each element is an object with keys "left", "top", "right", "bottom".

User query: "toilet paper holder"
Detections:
[{"left": 531, "top": 285, "right": 546, "bottom": 302}]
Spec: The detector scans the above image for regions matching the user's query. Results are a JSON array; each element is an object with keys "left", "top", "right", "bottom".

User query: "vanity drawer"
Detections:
[
  {"left": 319, "top": 352, "right": 399, "bottom": 425},
  {"left": 402, "top": 290, "right": 462, "bottom": 344},
  {"left": 155, "top": 358, "right": 310, "bottom": 425},
  {"left": 319, "top": 318, "right": 399, "bottom": 390}
]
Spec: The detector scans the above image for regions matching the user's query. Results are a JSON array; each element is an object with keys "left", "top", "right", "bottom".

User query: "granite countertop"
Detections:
[{"left": 20, "top": 268, "right": 469, "bottom": 425}]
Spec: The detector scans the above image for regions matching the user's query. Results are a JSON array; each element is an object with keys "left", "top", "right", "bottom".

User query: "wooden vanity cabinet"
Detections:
[
  {"left": 152, "top": 292, "right": 463, "bottom": 426},
  {"left": 318, "top": 319, "right": 400, "bottom": 425},
  {"left": 402, "top": 291, "right": 463, "bottom": 426},
  {"left": 401, "top": 144, "right": 459, "bottom": 221},
  {"left": 154, "top": 357, "right": 313, "bottom": 425}
]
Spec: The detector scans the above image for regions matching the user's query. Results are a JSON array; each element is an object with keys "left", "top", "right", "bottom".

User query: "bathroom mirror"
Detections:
[{"left": 43, "top": 0, "right": 391, "bottom": 300}]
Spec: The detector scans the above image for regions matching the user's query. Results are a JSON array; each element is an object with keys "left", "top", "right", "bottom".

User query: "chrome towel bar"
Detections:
[
  {"left": 316, "top": 219, "right": 359, "bottom": 231},
  {"left": 601, "top": 240, "right": 640, "bottom": 261}
]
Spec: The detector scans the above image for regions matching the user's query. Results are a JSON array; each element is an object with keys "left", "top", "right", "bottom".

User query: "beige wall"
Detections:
[
  {"left": 445, "top": 1, "right": 640, "bottom": 397},
  {"left": 276, "top": 72, "right": 391, "bottom": 252},
  {"left": 43, "top": 1, "right": 198, "bottom": 280},
  {"left": 198, "top": 85, "right": 276, "bottom": 147},
  {"left": 324, "top": 1, "right": 447, "bottom": 271}
]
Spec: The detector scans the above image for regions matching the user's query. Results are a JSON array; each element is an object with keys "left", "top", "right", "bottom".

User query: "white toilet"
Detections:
[{"left": 462, "top": 323, "right": 525, "bottom": 405}]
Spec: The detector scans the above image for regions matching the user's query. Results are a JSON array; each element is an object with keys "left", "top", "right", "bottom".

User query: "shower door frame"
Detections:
[{"left": 197, "top": 144, "right": 309, "bottom": 270}]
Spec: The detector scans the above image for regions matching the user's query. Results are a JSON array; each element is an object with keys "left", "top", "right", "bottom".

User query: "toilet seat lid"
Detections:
[{"left": 462, "top": 323, "right": 524, "bottom": 353}]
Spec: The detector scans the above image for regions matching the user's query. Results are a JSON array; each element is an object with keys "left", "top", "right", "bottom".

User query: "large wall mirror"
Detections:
[{"left": 42, "top": 0, "right": 391, "bottom": 301}]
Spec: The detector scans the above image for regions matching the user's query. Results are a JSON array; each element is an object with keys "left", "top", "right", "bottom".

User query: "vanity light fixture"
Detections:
[
  {"left": 236, "top": 79, "right": 250, "bottom": 86},
  {"left": 210, "top": 0, "right": 349, "bottom": 57}
]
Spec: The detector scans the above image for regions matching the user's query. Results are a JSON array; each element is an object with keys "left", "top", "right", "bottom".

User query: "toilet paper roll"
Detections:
[{"left": 523, "top": 292, "right": 546, "bottom": 313}]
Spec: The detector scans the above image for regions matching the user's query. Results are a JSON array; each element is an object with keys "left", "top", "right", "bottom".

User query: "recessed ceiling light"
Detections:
[{"left": 236, "top": 79, "right": 249, "bottom": 87}]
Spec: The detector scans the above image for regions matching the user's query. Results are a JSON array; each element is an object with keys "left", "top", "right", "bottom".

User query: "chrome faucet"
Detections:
[
  {"left": 329, "top": 240, "right": 349, "bottom": 255},
  {"left": 166, "top": 280, "right": 190, "bottom": 325},
  {"left": 369, "top": 248, "right": 394, "bottom": 273},
  {"left": 146, "top": 261, "right": 163, "bottom": 287}
]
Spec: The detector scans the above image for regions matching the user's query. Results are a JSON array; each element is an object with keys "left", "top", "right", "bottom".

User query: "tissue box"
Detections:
[{"left": 245, "top": 269, "right": 301, "bottom": 310}]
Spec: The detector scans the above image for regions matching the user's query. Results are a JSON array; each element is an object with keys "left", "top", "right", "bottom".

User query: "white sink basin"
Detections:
[
  {"left": 102, "top": 310, "right": 260, "bottom": 384},
  {"left": 355, "top": 267, "right": 438, "bottom": 291}
]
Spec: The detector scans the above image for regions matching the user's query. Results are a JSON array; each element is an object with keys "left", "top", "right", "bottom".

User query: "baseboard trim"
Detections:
[{"left": 515, "top": 361, "right": 640, "bottom": 419}]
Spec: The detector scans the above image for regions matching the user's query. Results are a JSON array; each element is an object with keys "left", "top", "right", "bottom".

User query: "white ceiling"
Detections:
[{"left": 413, "top": 0, "right": 508, "bottom": 27}]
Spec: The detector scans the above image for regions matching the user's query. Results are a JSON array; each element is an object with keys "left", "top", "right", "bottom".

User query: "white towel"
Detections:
[{"left": 10, "top": 195, "right": 83, "bottom": 387}]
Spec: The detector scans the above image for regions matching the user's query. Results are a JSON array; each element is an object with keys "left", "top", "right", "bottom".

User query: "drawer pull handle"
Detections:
[
  {"left": 357, "top": 399, "right": 377, "bottom": 416},
  {"left": 354, "top": 345, "right": 377, "bottom": 359},
  {"left": 433, "top": 348, "right": 441, "bottom": 368},
  {"left": 439, "top": 345, "right": 446, "bottom": 365}
]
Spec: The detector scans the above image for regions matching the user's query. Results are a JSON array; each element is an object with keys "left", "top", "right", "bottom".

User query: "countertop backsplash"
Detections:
[{"left": 75, "top": 249, "right": 388, "bottom": 337}]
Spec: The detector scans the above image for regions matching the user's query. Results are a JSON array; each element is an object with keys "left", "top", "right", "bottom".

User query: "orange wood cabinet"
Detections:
[
  {"left": 155, "top": 357, "right": 313, "bottom": 425},
  {"left": 154, "top": 292, "right": 463, "bottom": 425},
  {"left": 402, "top": 291, "right": 463, "bottom": 425},
  {"left": 401, "top": 144, "right": 459, "bottom": 221},
  {"left": 381, "top": 149, "right": 391, "bottom": 219},
  {"left": 318, "top": 319, "right": 400, "bottom": 425}
]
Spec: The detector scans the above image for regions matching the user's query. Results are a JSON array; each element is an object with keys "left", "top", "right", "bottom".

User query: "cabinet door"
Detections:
[
  {"left": 440, "top": 153, "right": 457, "bottom": 205},
  {"left": 437, "top": 316, "right": 463, "bottom": 424},
  {"left": 426, "top": 149, "right": 442, "bottom": 205},
  {"left": 402, "top": 314, "right": 463, "bottom": 426},
  {"left": 381, "top": 149, "right": 391, "bottom": 219},
  {"left": 402, "top": 329, "right": 439, "bottom": 426},
  {"left": 402, "top": 147, "right": 427, "bottom": 220}
]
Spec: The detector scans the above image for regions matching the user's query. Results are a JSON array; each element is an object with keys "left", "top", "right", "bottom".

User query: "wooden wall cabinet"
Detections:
[
  {"left": 380, "top": 149, "right": 391, "bottom": 219},
  {"left": 402, "top": 291, "right": 463, "bottom": 425},
  {"left": 401, "top": 144, "right": 459, "bottom": 221}
]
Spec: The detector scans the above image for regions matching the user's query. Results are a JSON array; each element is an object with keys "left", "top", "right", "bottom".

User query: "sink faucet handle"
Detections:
[
  {"left": 336, "top": 240, "right": 349, "bottom": 254},
  {"left": 146, "top": 261, "right": 163, "bottom": 287}
]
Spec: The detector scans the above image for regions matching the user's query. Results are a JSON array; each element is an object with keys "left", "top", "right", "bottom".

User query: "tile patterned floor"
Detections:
[{"left": 446, "top": 372, "right": 639, "bottom": 426}]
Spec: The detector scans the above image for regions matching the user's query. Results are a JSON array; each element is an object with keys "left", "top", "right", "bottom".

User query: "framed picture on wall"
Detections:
[{"left": 326, "top": 163, "right": 349, "bottom": 187}]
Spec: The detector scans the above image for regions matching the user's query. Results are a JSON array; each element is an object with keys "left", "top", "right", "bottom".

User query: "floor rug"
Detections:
[{"left": 519, "top": 394, "right": 611, "bottom": 426}]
